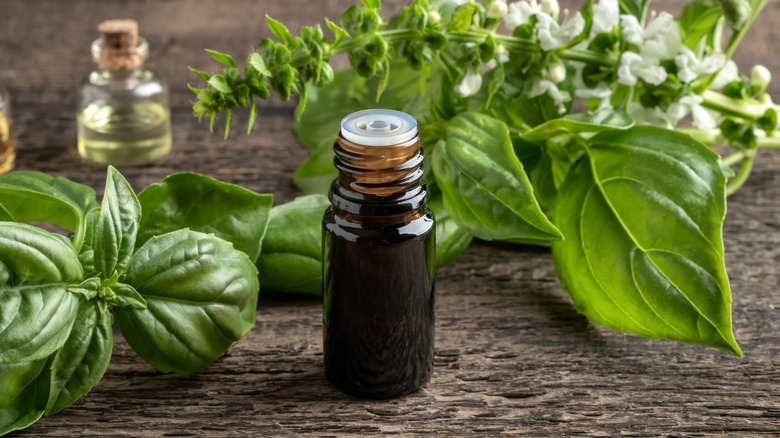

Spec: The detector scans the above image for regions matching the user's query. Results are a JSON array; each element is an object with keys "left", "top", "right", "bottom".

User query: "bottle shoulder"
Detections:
[
  {"left": 324, "top": 205, "right": 434, "bottom": 243},
  {"left": 80, "top": 68, "right": 167, "bottom": 93}
]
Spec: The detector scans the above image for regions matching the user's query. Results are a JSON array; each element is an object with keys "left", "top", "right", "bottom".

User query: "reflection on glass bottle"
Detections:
[
  {"left": 0, "top": 82, "right": 14, "bottom": 174},
  {"left": 77, "top": 19, "right": 171, "bottom": 166}
]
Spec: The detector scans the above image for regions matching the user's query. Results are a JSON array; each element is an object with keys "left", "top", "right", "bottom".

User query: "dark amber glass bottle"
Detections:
[{"left": 322, "top": 109, "right": 435, "bottom": 399}]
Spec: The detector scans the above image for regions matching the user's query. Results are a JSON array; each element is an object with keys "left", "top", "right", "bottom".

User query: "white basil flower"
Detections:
[
  {"left": 527, "top": 77, "right": 571, "bottom": 113},
  {"left": 591, "top": 0, "right": 619, "bottom": 34},
  {"left": 617, "top": 51, "right": 667, "bottom": 86},
  {"left": 620, "top": 15, "right": 643, "bottom": 45},
  {"left": 628, "top": 102, "right": 676, "bottom": 128},
  {"left": 484, "top": 51, "right": 510, "bottom": 71},
  {"left": 641, "top": 12, "right": 681, "bottom": 63},
  {"left": 504, "top": 0, "right": 541, "bottom": 30},
  {"left": 541, "top": 0, "right": 559, "bottom": 18},
  {"left": 535, "top": 10, "right": 585, "bottom": 51},
  {"left": 455, "top": 69, "right": 483, "bottom": 97},
  {"left": 675, "top": 47, "right": 725, "bottom": 83},
  {"left": 668, "top": 96, "right": 717, "bottom": 132},
  {"left": 487, "top": 0, "right": 508, "bottom": 19},
  {"left": 575, "top": 82, "right": 613, "bottom": 110},
  {"left": 710, "top": 59, "right": 738, "bottom": 89}
]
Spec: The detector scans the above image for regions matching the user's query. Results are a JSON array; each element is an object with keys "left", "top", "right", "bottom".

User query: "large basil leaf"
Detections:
[
  {"left": 292, "top": 143, "right": 336, "bottom": 196},
  {"left": 0, "top": 223, "right": 82, "bottom": 363},
  {"left": 0, "top": 204, "right": 12, "bottom": 221},
  {"left": 137, "top": 173, "right": 273, "bottom": 263},
  {"left": 519, "top": 109, "right": 634, "bottom": 143},
  {"left": 552, "top": 126, "right": 741, "bottom": 355},
  {"left": 94, "top": 166, "right": 141, "bottom": 278},
  {"left": 0, "top": 363, "right": 48, "bottom": 436},
  {"left": 512, "top": 138, "right": 557, "bottom": 220},
  {"left": 0, "top": 360, "right": 46, "bottom": 410},
  {"left": 0, "top": 172, "right": 98, "bottom": 251},
  {"left": 428, "top": 193, "right": 473, "bottom": 267},
  {"left": 432, "top": 112, "right": 562, "bottom": 243},
  {"left": 256, "top": 195, "right": 329, "bottom": 295},
  {"left": 115, "top": 230, "right": 260, "bottom": 374},
  {"left": 45, "top": 300, "right": 113, "bottom": 415}
]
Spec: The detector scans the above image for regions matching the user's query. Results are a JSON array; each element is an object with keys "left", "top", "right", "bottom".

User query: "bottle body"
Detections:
[
  {"left": 77, "top": 35, "right": 171, "bottom": 166},
  {"left": 322, "top": 109, "right": 435, "bottom": 399},
  {"left": 323, "top": 205, "right": 435, "bottom": 398},
  {"left": 0, "top": 82, "right": 14, "bottom": 174}
]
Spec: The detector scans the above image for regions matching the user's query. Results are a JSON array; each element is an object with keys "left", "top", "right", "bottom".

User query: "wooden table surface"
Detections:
[{"left": 2, "top": 0, "right": 779, "bottom": 436}]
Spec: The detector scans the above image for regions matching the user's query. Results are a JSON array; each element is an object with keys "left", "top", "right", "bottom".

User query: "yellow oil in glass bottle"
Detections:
[
  {"left": 77, "top": 20, "right": 171, "bottom": 166},
  {"left": 0, "top": 82, "right": 14, "bottom": 174},
  {"left": 322, "top": 109, "right": 436, "bottom": 399}
]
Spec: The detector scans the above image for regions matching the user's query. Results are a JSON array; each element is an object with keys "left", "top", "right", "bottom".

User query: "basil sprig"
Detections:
[{"left": 0, "top": 167, "right": 271, "bottom": 434}]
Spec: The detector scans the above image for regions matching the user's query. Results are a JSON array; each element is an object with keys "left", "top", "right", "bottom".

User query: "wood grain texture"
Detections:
[{"left": 1, "top": 0, "right": 779, "bottom": 436}]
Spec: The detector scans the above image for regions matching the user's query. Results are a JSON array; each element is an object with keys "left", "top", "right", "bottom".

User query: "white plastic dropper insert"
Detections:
[{"left": 340, "top": 109, "right": 418, "bottom": 146}]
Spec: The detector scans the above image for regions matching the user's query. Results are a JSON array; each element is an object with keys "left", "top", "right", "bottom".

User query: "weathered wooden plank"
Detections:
[{"left": 1, "top": 0, "right": 778, "bottom": 436}]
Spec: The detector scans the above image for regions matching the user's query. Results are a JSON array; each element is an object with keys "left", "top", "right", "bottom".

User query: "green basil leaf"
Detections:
[
  {"left": 207, "top": 74, "right": 231, "bottom": 94},
  {"left": 77, "top": 209, "right": 100, "bottom": 274},
  {"left": 449, "top": 3, "right": 478, "bottom": 32},
  {"left": 266, "top": 14, "right": 292, "bottom": 44},
  {"left": 432, "top": 112, "right": 562, "bottom": 243},
  {"left": 247, "top": 53, "right": 272, "bottom": 77},
  {"left": 326, "top": 18, "right": 351, "bottom": 43},
  {"left": 552, "top": 126, "right": 741, "bottom": 355},
  {"left": 520, "top": 109, "right": 634, "bottom": 142},
  {"left": 45, "top": 300, "right": 113, "bottom": 415},
  {"left": 66, "top": 277, "right": 101, "bottom": 301},
  {"left": 111, "top": 282, "right": 147, "bottom": 309},
  {"left": 0, "top": 223, "right": 82, "bottom": 363},
  {"left": 137, "top": 173, "right": 273, "bottom": 263},
  {"left": 256, "top": 195, "right": 329, "bottom": 295},
  {"left": 0, "top": 204, "right": 12, "bottom": 221},
  {"left": 0, "top": 172, "right": 98, "bottom": 252},
  {"left": 94, "top": 166, "right": 141, "bottom": 278},
  {"left": 564, "top": 0, "right": 593, "bottom": 49},
  {"left": 0, "top": 360, "right": 46, "bottom": 410},
  {"left": 205, "top": 49, "right": 237, "bottom": 68},
  {"left": 619, "top": 0, "right": 650, "bottom": 20},
  {"left": 429, "top": 193, "right": 473, "bottom": 267},
  {"left": 115, "top": 230, "right": 259, "bottom": 374},
  {"left": 679, "top": 0, "right": 724, "bottom": 49},
  {"left": 0, "top": 367, "right": 47, "bottom": 436},
  {"left": 293, "top": 142, "right": 337, "bottom": 196},
  {"left": 188, "top": 66, "right": 211, "bottom": 82}
]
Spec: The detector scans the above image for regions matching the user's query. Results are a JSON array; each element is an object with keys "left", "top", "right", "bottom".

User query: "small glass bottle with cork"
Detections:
[
  {"left": 0, "top": 81, "right": 14, "bottom": 174},
  {"left": 77, "top": 19, "right": 171, "bottom": 166}
]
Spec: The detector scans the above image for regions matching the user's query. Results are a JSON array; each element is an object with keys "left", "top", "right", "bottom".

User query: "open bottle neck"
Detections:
[{"left": 329, "top": 133, "right": 428, "bottom": 220}]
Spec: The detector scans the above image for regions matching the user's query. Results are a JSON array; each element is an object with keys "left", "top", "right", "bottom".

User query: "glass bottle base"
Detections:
[{"left": 77, "top": 133, "right": 171, "bottom": 166}]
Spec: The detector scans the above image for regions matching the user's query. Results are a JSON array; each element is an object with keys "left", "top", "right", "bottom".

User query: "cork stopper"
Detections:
[{"left": 96, "top": 19, "right": 144, "bottom": 70}]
